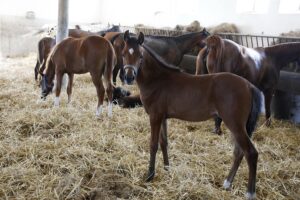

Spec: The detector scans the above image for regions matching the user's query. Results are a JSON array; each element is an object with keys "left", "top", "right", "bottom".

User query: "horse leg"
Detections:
[
  {"left": 67, "top": 73, "right": 74, "bottom": 104},
  {"left": 159, "top": 118, "right": 169, "bottom": 170},
  {"left": 231, "top": 128, "right": 258, "bottom": 200},
  {"left": 223, "top": 144, "right": 244, "bottom": 190},
  {"left": 54, "top": 73, "right": 63, "bottom": 106},
  {"left": 34, "top": 59, "right": 39, "bottom": 81},
  {"left": 146, "top": 115, "right": 163, "bottom": 182},
  {"left": 105, "top": 82, "right": 113, "bottom": 117},
  {"left": 112, "top": 64, "right": 120, "bottom": 85},
  {"left": 214, "top": 116, "right": 223, "bottom": 135},
  {"left": 91, "top": 74, "right": 105, "bottom": 117},
  {"left": 119, "top": 66, "right": 125, "bottom": 84},
  {"left": 263, "top": 89, "right": 274, "bottom": 127}
]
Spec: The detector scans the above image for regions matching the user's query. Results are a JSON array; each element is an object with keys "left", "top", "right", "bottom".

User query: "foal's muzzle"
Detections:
[{"left": 124, "top": 65, "right": 137, "bottom": 85}]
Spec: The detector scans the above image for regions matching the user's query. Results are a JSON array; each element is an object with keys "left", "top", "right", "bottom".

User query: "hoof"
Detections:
[
  {"left": 213, "top": 128, "right": 223, "bottom": 135},
  {"left": 164, "top": 165, "right": 170, "bottom": 171},
  {"left": 223, "top": 179, "right": 231, "bottom": 190},
  {"left": 265, "top": 118, "right": 271, "bottom": 127},
  {"left": 145, "top": 171, "right": 155, "bottom": 182},
  {"left": 246, "top": 192, "right": 256, "bottom": 200}
]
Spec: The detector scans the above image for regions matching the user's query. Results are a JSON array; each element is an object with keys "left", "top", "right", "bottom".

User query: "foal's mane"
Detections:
[{"left": 142, "top": 44, "right": 181, "bottom": 72}]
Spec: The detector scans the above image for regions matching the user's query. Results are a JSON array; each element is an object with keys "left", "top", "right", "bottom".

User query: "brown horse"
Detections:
[
  {"left": 34, "top": 29, "right": 96, "bottom": 83},
  {"left": 41, "top": 36, "right": 115, "bottom": 117},
  {"left": 104, "top": 29, "right": 209, "bottom": 84},
  {"left": 34, "top": 37, "right": 56, "bottom": 82},
  {"left": 122, "top": 30, "right": 261, "bottom": 200},
  {"left": 196, "top": 35, "right": 300, "bottom": 133}
]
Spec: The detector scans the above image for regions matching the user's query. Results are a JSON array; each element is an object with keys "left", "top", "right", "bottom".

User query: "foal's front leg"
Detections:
[
  {"left": 159, "top": 118, "right": 169, "bottom": 170},
  {"left": 146, "top": 115, "right": 163, "bottom": 182},
  {"left": 54, "top": 73, "right": 63, "bottom": 106}
]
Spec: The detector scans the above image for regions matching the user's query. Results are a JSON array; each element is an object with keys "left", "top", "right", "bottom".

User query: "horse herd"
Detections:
[{"left": 34, "top": 25, "right": 300, "bottom": 200}]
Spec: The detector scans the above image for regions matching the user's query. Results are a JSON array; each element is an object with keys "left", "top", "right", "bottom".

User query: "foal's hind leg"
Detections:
[
  {"left": 230, "top": 128, "right": 258, "bottom": 200},
  {"left": 91, "top": 74, "right": 105, "bottom": 117},
  {"left": 223, "top": 144, "right": 244, "bottom": 190},
  {"left": 67, "top": 73, "right": 74, "bottom": 104},
  {"left": 159, "top": 118, "right": 169, "bottom": 170}
]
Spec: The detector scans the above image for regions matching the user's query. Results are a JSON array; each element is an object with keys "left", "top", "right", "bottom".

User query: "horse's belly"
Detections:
[{"left": 167, "top": 106, "right": 215, "bottom": 122}]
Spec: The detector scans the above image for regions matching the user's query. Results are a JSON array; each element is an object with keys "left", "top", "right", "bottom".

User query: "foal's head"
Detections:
[
  {"left": 122, "top": 30, "right": 144, "bottom": 85},
  {"left": 41, "top": 57, "right": 54, "bottom": 99}
]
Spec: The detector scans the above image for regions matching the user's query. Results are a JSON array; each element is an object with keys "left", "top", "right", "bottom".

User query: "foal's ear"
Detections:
[
  {"left": 124, "top": 30, "right": 130, "bottom": 42},
  {"left": 138, "top": 32, "right": 144, "bottom": 45}
]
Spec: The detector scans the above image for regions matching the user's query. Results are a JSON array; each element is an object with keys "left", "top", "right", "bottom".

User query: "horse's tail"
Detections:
[
  {"left": 246, "top": 85, "right": 262, "bottom": 138},
  {"left": 195, "top": 47, "right": 209, "bottom": 75},
  {"left": 103, "top": 40, "right": 116, "bottom": 103},
  {"left": 206, "top": 35, "right": 224, "bottom": 72}
]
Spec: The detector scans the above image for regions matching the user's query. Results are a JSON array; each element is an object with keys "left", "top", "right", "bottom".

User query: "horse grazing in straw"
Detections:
[
  {"left": 122, "top": 30, "right": 261, "bottom": 200},
  {"left": 41, "top": 36, "right": 115, "bottom": 117},
  {"left": 34, "top": 37, "right": 56, "bottom": 82},
  {"left": 196, "top": 35, "right": 300, "bottom": 133}
]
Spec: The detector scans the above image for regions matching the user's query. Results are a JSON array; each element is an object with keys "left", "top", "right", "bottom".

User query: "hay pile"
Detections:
[{"left": 0, "top": 55, "right": 299, "bottom": 199}]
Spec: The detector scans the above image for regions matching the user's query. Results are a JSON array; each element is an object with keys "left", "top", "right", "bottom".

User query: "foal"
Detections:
[
  {"left": 122, "top": 30, "right": 261, "bottom": 199},
  {"left": 41, "top": 36, "right": 115, "bottom": 117}
]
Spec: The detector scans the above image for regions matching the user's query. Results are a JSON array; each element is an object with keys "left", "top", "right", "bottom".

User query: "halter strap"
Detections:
[{"left": 123, "top": 53, "right": 143, "bottom": 75}]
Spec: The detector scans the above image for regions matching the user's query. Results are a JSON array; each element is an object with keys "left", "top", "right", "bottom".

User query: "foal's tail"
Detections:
[{"left": 246, "top": 86, "right": 262, "bottom": 138}]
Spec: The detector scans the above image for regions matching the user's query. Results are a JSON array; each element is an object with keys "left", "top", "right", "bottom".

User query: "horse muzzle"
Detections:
[{"left": 124, "top": 65, "right": 137, "bottom": 85}]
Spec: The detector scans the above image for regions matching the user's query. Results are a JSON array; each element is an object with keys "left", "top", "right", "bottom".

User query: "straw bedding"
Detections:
[{"left": 0, "top": 55, "right": 299, "bottom": 200}]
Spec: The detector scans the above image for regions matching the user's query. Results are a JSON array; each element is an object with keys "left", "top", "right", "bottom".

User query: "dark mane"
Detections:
[
  {"left": 174, "top": 31, "right": 208, "bottom": 44},
  {"left": 142, "top": 44, "right": 181, "bottom": 72}
]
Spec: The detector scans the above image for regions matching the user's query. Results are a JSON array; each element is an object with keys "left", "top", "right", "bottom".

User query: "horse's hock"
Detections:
[{"left": 271, "top": 71, "right": 300, "bottom": 124}]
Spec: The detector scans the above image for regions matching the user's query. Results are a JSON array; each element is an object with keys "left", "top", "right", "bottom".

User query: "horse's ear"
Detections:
[
  {"left": 124, "top": 30, "right": 130, "bottom": 42},
  {"left": 138, "top": 32, "right": 144, "bottom": 45}
]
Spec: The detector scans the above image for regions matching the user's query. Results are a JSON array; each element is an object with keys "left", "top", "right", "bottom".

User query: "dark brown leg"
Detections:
[
  {"left": 264, "top": 89, "right": 274, "bottom": 127},
  {"left": 231, "top": 129, "right": 258, "bottom": 199},
  {"left": 112, "top": 64, "right": 120, "bottom": 85},
  {"left": 67, "top": 73, "right": 74, "bottom": 104},
  {"left": 159, "top": 118, "right": 169, "bottom": 170},
  {"left": 34, "top": 59, "right": 39, "bottom": 81},
  {"left": 223, "top": 144, "right": 244, "bottom": 190},
  {"left": 146, "top": 115, "right": 162, "bottom": 182},
  {"left": 214, "top": 116, "right": 223, "bottom": 135}
]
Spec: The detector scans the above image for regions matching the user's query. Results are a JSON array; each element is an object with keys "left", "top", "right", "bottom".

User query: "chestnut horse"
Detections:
[
  {"left": 122, "top": 30, "right": 261, "bottom": 200},
  {"left": 104, "top": 29, "right": 209, "bottom": 84},
  {"left": 41, "top": 36, "right": 115, "bottom": 117},
  {"left": 196, "top": 35, "right": 300, "bottom": 133},
  {"left": 35, "top": 27, "right": 118, "bottom": 84}
]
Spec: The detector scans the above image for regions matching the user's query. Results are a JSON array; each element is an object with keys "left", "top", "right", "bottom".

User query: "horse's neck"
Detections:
[
  {"left": 265, "top": 42, "right": 300, "bottom": 69},
  {"left": 175, "top": 32, "right": 202, "bottom": 53},
  {"left": 137, "top": 54, "right": 168, "bottom": 86}
]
